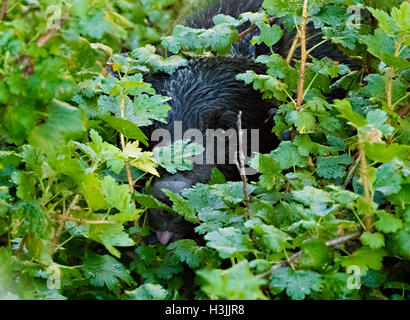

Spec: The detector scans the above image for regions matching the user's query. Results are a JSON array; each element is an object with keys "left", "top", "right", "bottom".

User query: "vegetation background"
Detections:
[{"left": 0, "top": 0, "right": 409, "bottom": 300}]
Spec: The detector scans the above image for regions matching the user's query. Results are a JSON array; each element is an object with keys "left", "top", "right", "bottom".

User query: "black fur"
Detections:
[
  {"left": 147, "top": 57, "right": 277, "bottom": 242},
  {"left": 145, "top": 0, "right": 362, "bottom": 243}
]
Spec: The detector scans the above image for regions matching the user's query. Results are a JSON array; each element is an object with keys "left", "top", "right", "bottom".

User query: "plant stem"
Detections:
[
  {"left": 51, "top": 194, "right": 80, "bottom": 256},
  {"left": 119, "top": 94, "right": 135, "bottom": 193},
  {"left": 296, "top": 0, "right": 309, "bottom": 111},
  {"left": 268, "top": 232, "right": 361, "bottom": 274},
  {"left": 0, "top": 0, "right": 8, "bottom": 21},
  {"left": 286, "top": 30, "right": 300, "bottom": 64},
  {"left": 235, "top": 111, "right": 250, "bottom": 220},
  {"left": 358, "top": 140, "right": 372, "bottom": 231}
]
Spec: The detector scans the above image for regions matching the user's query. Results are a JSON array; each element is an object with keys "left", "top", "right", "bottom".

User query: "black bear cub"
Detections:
[{"left": 146, "top": 0, "right": 358, "bottom": 244}]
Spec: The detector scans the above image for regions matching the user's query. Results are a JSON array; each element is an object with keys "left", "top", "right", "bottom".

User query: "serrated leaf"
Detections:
[
  {"left": 271, "top": 141, "right": 306, "bottom": 170},
  {"left": 211, "top": 182, "right": 257, "bottom": 204},
  {"left": 360, "top": 232, "right": 385, "bottom": 249},
  {"left": 125, "top": 284, "right": 169, "bottom": 300},
  {"left": 197, "top": 261, "right": 267, "bottom": 300},
  {"left": 204, "top": 227, "right": 253, "bottom": 259},
  {"left": 162, "top": 189, "right": 198, "bottom": 223},
  {"left": 270, "top": 267, "right": 323, "bottom": 300},
  {"left": 89, "top": 223, "right": 135, "bottom": 258},
  {"left": 375, "top": 211, "right": 403, "bottom": 233},
  {"left": 316, "top": 154, "right": 352, "bottom": 179},
  {"left": 83, "top": 251, "right": 135, "bottom": 291},
  {"left": 167, "top": 239, "right": 204, "bottom": 268}
]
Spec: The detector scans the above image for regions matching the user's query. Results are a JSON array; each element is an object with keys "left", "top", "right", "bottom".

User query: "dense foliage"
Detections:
[{"left": 0, "top": 0, "right": 409, "bottom": 300}]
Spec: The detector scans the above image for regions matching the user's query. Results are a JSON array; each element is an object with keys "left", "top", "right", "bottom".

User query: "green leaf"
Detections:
[
  {"left": 132, "top": 192, "right": 172, "bottom": 212},
  {"left": 270, "top": 267, "right": 323, "bottom": 300},
  {"left": 100, "top": 176, "right": 134, "bottom": 215},
  {"left": 210, "top": 167, "right": 227, "bottom": 184},
  {"left": 360, "top": 232, "right": 385, "bottom": 249},
  {"left": 368, "top": 8, "right": 399, "bottom": 36},
  {"left": 300, "top": 239, "right": 332, "bottom": 269},
  {"left": 374, "top": 162, "right": 402, "bottom": 195},
  {"left": 162, "top": 189, "right": 198, "bottom": 223},
  {"left": 363, "top": 74, "right": 409, "bottom": 103},
  {"left": 292, "top": 186, "right": 334, "bottom": 216},
  {"left": 30, "top": 100, "right": 86, "bottom": 155},
  {"left": 375, "top": 211, "right": 403, "bottom": 233},
  {"left": 294, "top": 111, "right": 316, "bottom": 134},
  {"left": 67, "top": 37, "right": 97, "bottom": 74},
  {"left": 128, "top": 94, "right": 171, "bottom": 126},
  {"left": 249, "top": 154, "right": 284, "bottom": 190},
  {"left": 390, "top": 223, "right": 410, "bottom": 258},
  {"left": 316, "top": 154, "right": 353, "bottom": 179},
  {"left": 271, "top": 141, "right": 306, "bottom": 170},
  {"left": 247, "top": 218, "right": 292, "bottom": 253},
  {"left": 181, "top": 184, "right": 227, "bottom": 213},
  {"left": 341, "top": 248, "right": 387, "bottom": 271},
  {"left": 211, "top": 182, "right": 257, "bottom": 204},
  {"left": 251, "top": 23, "right": 283, "bottom": 47},
  {"left": 89, "top": 223, "right": 135, "bottom": 258},
  {"left": 334, "top": 99, "right": 366, "bottom": 129},
  {"left": 10, "top": 201, "right": 47, "bottom": 239},
  {"left": 156, "top": 255, "right": 183, "bottom": 280},
  {"left": 365, "top": 141, "right": 410, "bottom": 164},
  {"left": 153, "top": 140, "right": 205, "bottom": 174},
  {"left": 361, "top": 269, "right": 387, "bottom": 289},
  {"left": 11, "top": 171, "right": 36, "bottom": 201},
  {"left": 131, "top": 45, "right": 188, "bottom": 74},
  {"left": 204, "top": 227, "right": 253, "bottom": 259},
  {"left": 125, "top": 284, "right": 169, "bottom": 300},
  {"left": 83, "top": 251, "right": 135, "bottom": 291},
  {"left": 197, "top": 261, "right": 267, "bottom": 300},
  {"left": 81, "top": 172, "right": 108, "bottom": 211},
  {"left": 167, "top": 239, "right": 204, "bottom": 268},
  {"left": 100, "top": 115, "right": 148, "bottom": 146}
]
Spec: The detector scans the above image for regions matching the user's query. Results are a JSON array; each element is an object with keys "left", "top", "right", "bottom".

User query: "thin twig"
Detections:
[
  {"left": 358, "top": 140, "right": 372, "bottom": 231},
  {"left": 58, "top": 216, "right": 114, "bottom": 225},
  {"left": 51, "top": 194, "right": 80, "bottom": 255},
  {"left": 37, "top": 29, "right": 58, "bottom": 47},
  {"left": 238, "top": 16, "right": 276, "bottom": 41},
  {"left": 386, "top": 41, "right": 402, "bottom": 144},
  {"left": 296, "top": 0, "right": 309, "bottom": 111},
  {"left": 286, "top": 32, "right": 300, "bottom": 64},
  {"left": 269, "top": 232, "right": 361, "bottom": 273},
  {"left": 343, "top": 151, "right": 360, "bottom": 189},
  {"left": 234, "top": 111, "right": 250, "bottom": 219},
  {"left": 0, "top": 0, "right": 8, "bottom": 21},
  {"left": 119, "top": 94, "right": 134, "bottom": 193}
]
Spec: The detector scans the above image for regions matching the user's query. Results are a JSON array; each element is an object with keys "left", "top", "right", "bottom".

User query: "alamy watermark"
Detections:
[
  {"left": 346, "top": 265, "right": 362, "bottom": 290},
  {"left": 151, "top": 121, "right": 260, "bottom": 175},
  {"left": 346, "top": 5, "right": 363, "bottom": 30}
]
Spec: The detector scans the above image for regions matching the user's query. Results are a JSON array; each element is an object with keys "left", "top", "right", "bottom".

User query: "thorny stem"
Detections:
[
  {"left": 286, "top": 30, "right": 300, "bottom": 64},
  {"left": 51, "top": 194, "right": 80, "bottom": 255},
  {"left": 296, "top": 0, "right": 309, "bottom": 111}
]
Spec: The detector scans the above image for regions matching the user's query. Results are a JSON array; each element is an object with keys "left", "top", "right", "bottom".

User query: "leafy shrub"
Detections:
[{"left": 0, "top": 0, "right": 409, "bottom": 300}]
